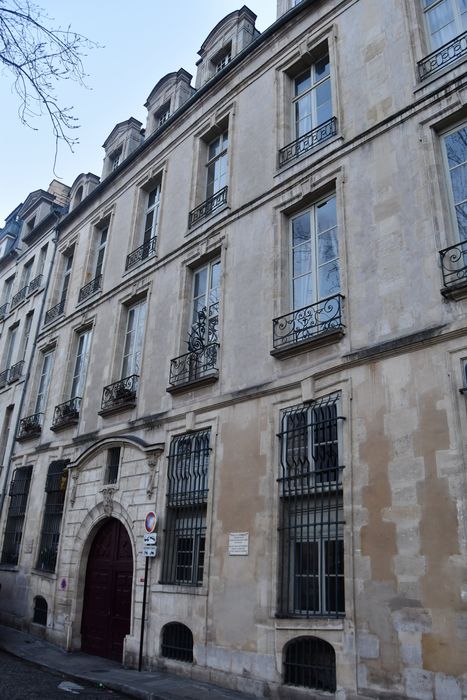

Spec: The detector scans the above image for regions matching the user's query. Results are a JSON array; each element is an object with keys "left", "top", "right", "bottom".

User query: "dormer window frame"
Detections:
[
  {"left": 110, "top": 148, "right": 122, "bottom": 172},
  {"left": 212, "top": 43, "right": 232, "bottom": 75},
  {"left": 155, "top": 101, "right": 171, "bottom": 129}
]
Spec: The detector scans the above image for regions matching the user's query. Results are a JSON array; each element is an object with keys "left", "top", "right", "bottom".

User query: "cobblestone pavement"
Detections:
[{"left": 0, "top": 649, "right": 132, "bottom": 700}]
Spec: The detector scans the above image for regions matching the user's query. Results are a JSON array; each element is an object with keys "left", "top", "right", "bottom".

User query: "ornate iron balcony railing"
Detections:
[
  {"left": 8, "top": 361, "right": 24, "bottom": 383},
  {"left": 169, "top": 343, "right": 220, "bottom": 388},
  {"left": 273, "top": 294, "right": 345, "bottom": 351},
  {"left": 28, "top": 274, "right": 43, "bottom": 294},
  {"left": 279, "top": 117, "right": 337, "bottom": 167},
  {"left": 188, "top": 186, "right": 228, "bottom": 228},
  {"left": 10, "top": 285, "right": 28, "bottom": 309},
  {"left": 439, "top": 239, "right": 467, "bottom": 291},
  {"left": 126, "top": 236, "right": 157, "bottom": 270},
  {"left": 78, "top": 275, "right": 102, "bottom": 303},
  {"left": 44, "top": 299, "right": 66, "bottom": 325},
  {"left": 101, "top": 375, "right": 138, "bottom": 411},
  {"left": 418, "top": 31, "right": 467, "bottom": 81},
  {"left": 17, "top": 413, "right": 43, "bottom": 440},
  {"left": 52, "top": 396, "right": 81, "bottom": 429},
  {"left": 0, "top": 302, "right": 8, "bottom": 320},
  {"left": 0, "top": 369, "right": 9, "bottom": 388}
]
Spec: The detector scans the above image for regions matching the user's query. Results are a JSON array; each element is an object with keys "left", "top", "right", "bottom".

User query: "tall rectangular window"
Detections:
[
  {"left": 291, "top": 195, "right": 339, "bottom": 311},
  {"left": 37, "top": 245, "right": 48, "bottom": 277},
  {"left": 143, "top": 185, "right": 161, "bottom": 245},
  {"left": 293, "top": 53, "right": 331, "bottom": 139},
  {"left": 3, "top": 324, "right": 18, "bottom": 370},
  {"left": 70, "top": 329, "right": 92, "bottom": 399},
  {"left": 36, "top": 460, "right": 69, "bottom": 572},
  {"left": 190, "top": 259, "right": 221, "bottom": 348},
  {"left": 423, "top": 0, "right": 467, "bottom": 51},
  {"left": 1, "top": 466, "right": 32, "bottom": 565},
  {"left": 206, "top": 131, "right": 228, "bottom": 199},
  {"left": 34, "top": 350, "right": 54, "bottom": 415},
  {"left": 0, "top": 405, "right": 14, "bottom": 466},
  {"left": 278, "top": 395, "right": 344, "bottom": 618},
  {"left": 443, "top": 124, "right": 467, "bottom": 242},
  {"left": 94, "top": 228, "right": 108, "bottom": 279},
  {"left": 20, "top": 312, "right": 33, "bottom": 360},
  {"left": 161, "top": 430, "right": 211, "bottom": 586},
  {"left": 104, "top": 447, "right": 121, "bottom": 484},
  {"left": 21, "top": 259, "right": 34, "bottom": 289},
  {"left": 2, "top": 276, "right": 15, "bottom": 305},
  {"left": 60, "top": 251, "right": 74, "bottom": 303},
  {"left": 122, "top": 299, "right": 147, "bottom": 378}
]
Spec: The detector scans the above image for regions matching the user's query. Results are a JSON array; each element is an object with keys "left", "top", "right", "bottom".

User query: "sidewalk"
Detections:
[{"left": 0, "top": 623, "right": 256, "bottom": 700}]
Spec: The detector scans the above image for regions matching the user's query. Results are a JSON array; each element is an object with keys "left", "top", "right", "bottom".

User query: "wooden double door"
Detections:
[{"left": 81, "top": 518, "right": 133, "bottom": 661}]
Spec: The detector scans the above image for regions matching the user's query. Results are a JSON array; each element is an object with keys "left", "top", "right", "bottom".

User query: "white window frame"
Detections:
[
  {"left": 292, "top": 52, "right": 332, "bottom": 140},
  {"left": 3, "top": 325, "right": 18, "bottom": 370},
  {"left": 121, "top": 299, "right": 147, "bottom": 378},
  {"left": 441, "top": 123, "right": 467, "bottom": 243},
  {"left": 190, "top": 258, "right": 221, "bottom": 346},
  {"left": 290, "top": 194, "right": 340, "bottom": 312},
  {"left": 34, "top": 350, "right": 54, "bottom": 415},
  {"left": 70, "top": 329, "right": 92, "bottom": 399},
  {"left": 206, "top": 131, "right": 228, "bottom": 199},
  {"left": 142, "top": 185, "right": 161, "bottom": 244},
  {"left": 422, "top": 0, "right": 467, "bottom": 52},
  {"left": 60, "top": 252, "right": 74, "bottom": 303},
  {"left": 94, "top": 227, "right": 108, "bottom": 279}
]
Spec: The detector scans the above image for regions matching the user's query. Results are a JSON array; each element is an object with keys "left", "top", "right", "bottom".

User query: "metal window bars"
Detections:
[
  {"left": 44, "top": 299, "right": 65, "bottom": 325},
  {"left": 105, "top": 447, "right": 121, "bottom": 484},
  {"left": 8, "top": 361, "right": 24, "bottom": 383},
  {"left": 17, "top": 413, "right": 43, "bottom": 440},
  {"left": 277, "top": 395, "right": 345, "bottom": 618},
  {"left": 78, "top": 275, "right": 102, "bottom": 303},
  {"left": 32, "top": 596, "right": 48, "bottom": 626},
  {"left": 10, "top": 285, "right": 28, "bottom": 309},
  {"left": 418, "top": 31, "right": 467, "bottom": 81},
  {"left": 36, "top": 460, "right": 69, "bottom": 572},
  {"left": 101, "top": 375, "right": 138, "bottom": 411},
  {"left": 28, "top": 274, "right": 43, "bottom": 294},
  {"left": 284, "top": 636, "right": 336, "bottom": 692},
  {"left": 439, "top": 239, "right": 467, "bottom": 292},
  {"left": 161, "top": 623, "right": 194, "bottom": 662},
  {"left": 279, "top": 117, "right": 337, "bottom": 167},
  {"left": 125, "top": 236, "right": 157, "bottom": 271},
  {"left": 0, "top": 302, "right": 8, "bottom": 320},
  {"left": 188, "top": 186, "right": 228, "bottom": 228},
  {"left": 161, "top": 430, "right": 210, "bottom": 586},
  {"left": 0, "top": 466, "right": 32, "bottom": 565},
  {"left": 273, "top": 294, "right": 344, "bottom": 351},
  {"left": 52, "top": 397, "right": 81, "bottom": 429}
]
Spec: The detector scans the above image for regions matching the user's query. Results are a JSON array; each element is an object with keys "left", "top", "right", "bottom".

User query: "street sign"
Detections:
[
  {"left": 144, "top": 534, "right": 156, "bottom": 545},
  {"left": 144, "top": 511, "right": 157, "bottom": 533},
  {"left": 144, "top": 546, "right": 157, "bottom": 557}
]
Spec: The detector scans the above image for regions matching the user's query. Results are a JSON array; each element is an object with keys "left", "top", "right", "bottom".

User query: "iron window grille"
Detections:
[
  {"left": 36, "top": 460, "right": 69, "bottom": 572},
  {"left": 17, "top": 412, "right": 43, "bottom": 440},
  {"left": 0, "top": 302, "right": 8, "bottom": 320},
  {"left": 8, "top": 360, "right": 24, "bottom": 383},
  {"left": 161, "top": 622, "right": 194, "bottom": 662},
  {"left": 33, "top": 596, "right": 48, "bottom": 626},
  {"left": 278, "top": 395, "right": 345, "bottom": 618},
  {"left": 28, "top": 274, "right": 43, "bottom": 294},
  {"left": 161, "top": 430, "right": 211, "bottom": 586},
  {"left": 284, "top": 636, "right": 336, "bottom": 692},
  {"left": 0, "top": 466, "right": 32, "bottom": 565},
  {"left": 51, "top": 397, "right": 81, "bottom": 429},
  {"left": 125, "top": 235, "right": 157, "bottom": 271},
  {"left": 105, "top": 447, "right": 121, "bottom": 484},
  {"left": 78, "top": 275, "right": 102, "bottom": 303},
  {"left": 10, "top": 285, "right": 28, "bottom": 309}
]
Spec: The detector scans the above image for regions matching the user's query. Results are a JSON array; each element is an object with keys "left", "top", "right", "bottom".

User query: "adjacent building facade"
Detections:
[{"left": 0, "top": 1, "right": 466, "bottom": 698}]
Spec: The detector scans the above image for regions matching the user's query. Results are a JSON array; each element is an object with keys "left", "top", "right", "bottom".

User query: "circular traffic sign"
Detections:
[{"left": 145, "top": 511, "right": 157, "bottom": 533}]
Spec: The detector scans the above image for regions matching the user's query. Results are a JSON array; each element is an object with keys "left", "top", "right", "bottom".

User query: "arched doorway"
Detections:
[{"left": 81, "top": 518, "right": 133, "bottom": 661}]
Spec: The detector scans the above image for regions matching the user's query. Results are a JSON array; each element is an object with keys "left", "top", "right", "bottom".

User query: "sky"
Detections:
[{"left": 0, "top": 1, "right": 277, "bottom": 223}]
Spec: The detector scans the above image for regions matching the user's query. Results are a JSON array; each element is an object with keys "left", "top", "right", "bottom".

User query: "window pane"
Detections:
[
  {"left": 314, "top": 55, "right": 330, "bottom": 82},
  {"left": 427, "top": 0, "right": 456, "bottom": 48},
  {"left": 292, "top": 212, "right": 311, "bottom": 247},
  {"left": 293, "top": 243, "right": 312, "bottom": 277},
  {"left": 318, "top": 260, "right": 340, "bottom": 299},
  {"left": 294, "top": 274, "right": 313, "bottom": 309},
  {"left": 295, "top": 70, "right": 311, "bottom": 96},
  {"left": 316, "top": 197, "right": 337, "bottom": 233},
  {"left": 455, "top": 202, "right": 467, "bottom": 239},
  {"left": 318, "top": 229, "right": 339, "bottom": 266},
  {"left": 445, "top": 128, "right": 467, "bottom": 168},
  {"left": 316, "top": 80, "right": 332, "bottom": 125}
]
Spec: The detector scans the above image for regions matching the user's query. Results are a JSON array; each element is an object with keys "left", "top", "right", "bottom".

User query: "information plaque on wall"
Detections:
[{"left": 228, "top": 532, "right": 249, "bottom": 556}]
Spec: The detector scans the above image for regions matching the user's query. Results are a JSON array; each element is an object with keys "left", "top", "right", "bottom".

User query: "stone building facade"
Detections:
[{"left": 0, "top": 1, "right": 466, "bottom": 698}]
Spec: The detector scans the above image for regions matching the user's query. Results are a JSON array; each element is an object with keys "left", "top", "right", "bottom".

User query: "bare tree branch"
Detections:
[{"left": 0, "top": 0, "right": 98, "bottom": 167}]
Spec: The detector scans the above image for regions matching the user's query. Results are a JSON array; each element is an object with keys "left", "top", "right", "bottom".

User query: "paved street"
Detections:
[{"left": 0, "top": 649, "right": 132, "bottom": 700}]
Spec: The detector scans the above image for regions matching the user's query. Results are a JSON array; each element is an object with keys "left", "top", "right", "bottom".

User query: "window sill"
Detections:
[
  {"left": 98, "top": 400, "right": 137, "bottom": 417},
  {"left": 275, "top": 132, "right": 342, "bottom": 177},
  {"left": 31, "top": 568, "right": 57, "bottom": 580},
  {"left": 50, "top": 417, "right": 79, "bottom": 432},
  {"left": 441, "top": 281, "right": 467, "bottom": 301},
  {"left": 153, "top": 583, "right": 208, "bottom": 596},
  {"left": 166, "top": 371, "right": 219, "bottom": 394},
  {"left": 123, "top": 252, "right": 157, "bottom": 277},
  {"left": 275, "top": 617, "right": 344, "bottom": 631},
  {"left": 0, "top": 564, "right": 19, "bottom": 572},
  {"left": 16, "top": 429, "right": 42, "bottom": 442},
  {"left": 186, "top": 203, "right": 229, "bottom": 237},
  {"left": 271, "top": 327, "right": 344, "bottom": 359}
]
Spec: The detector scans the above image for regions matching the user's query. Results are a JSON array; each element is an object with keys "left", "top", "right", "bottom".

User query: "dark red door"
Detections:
[{"left": 81, "top": 519, "right": 133, "bottom": 661}]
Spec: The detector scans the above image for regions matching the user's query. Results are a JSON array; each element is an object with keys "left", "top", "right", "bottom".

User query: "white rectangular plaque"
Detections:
[{"left": 228, "top": 532, "right": 249, "bottom": 556}]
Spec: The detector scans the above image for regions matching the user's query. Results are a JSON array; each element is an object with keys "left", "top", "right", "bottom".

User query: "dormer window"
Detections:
[
  {"left": 26, "top": 217, "right": 36, "bottom": 233},
  {"left": 213, "top": 45, "right": 232, "bottom": 74},
  {"left": 110, "top": 149, "right": 122, "bottom": 171},
  {"left": 156, "top": 102, "right": 171, "bottom": 129},
  {"left": 73, "top": 186, "right": 83, "bottom": 208}
]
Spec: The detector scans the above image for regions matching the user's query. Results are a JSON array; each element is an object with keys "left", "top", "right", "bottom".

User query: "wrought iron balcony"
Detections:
[
  {"left": 78, "top": 275, "right": 102, "bottom": 303},
  {"left": 440, "top": 240, "right": 467, "bottom": 297},
  {"left": 17, "top": 413, "right": 43, "bottom": 440},
  {"left": 169, "top": 343, "right": 220, "bottom": 390},
  {"left": 100, "top": 375, "right": 138, "bottom": 413},
  {"left": 0, "top": 369, "right": 9, "bottom": 389},
  {"left": 8, "top": 361, "right": 24, "bottom": 383},
  {"left": 0, "top": 302, "right": 8, "bottom": 320},
  {"left": 279, "top": 117, "right": 337, "bottom": 167},
  {"left": 418, "top": 32, "right": 467, "bottom": 81},
  {"left": 126, "top": 236, "right": 157, "bottom": 271},
  {"left": 272, "top": 294, "right": 345, "bottom": 355},
  {"left": 51, "top": 396, "right": 81, "bottom": 430},
  {"left": 10, "top": 285, "right": 28, "bottom": 309},
  {"left": 188, "top": 186, "right": 228, "bottom": 228},
  {"left": 28, "top": 274, "right": 43, "bottom": 294},
  {"left": 44, "top": 299, "right": 65, "bottom": 325}
]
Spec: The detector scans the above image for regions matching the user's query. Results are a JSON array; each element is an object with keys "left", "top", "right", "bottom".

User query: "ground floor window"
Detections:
[
  {"left": 0, "top": 465, "right": 32, "bottom": 565},
  {"left": 161, "top": 622, "right": 194, "bottom": 662},
  {"left": 284, "top": 636, "right": 336, "bottom": 691}
]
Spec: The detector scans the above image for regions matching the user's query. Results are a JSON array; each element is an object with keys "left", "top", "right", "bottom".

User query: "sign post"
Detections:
[{"left": 139, "top": 512, "right": 157, "bottom": 672}]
